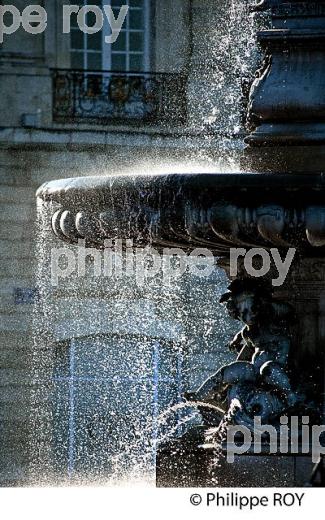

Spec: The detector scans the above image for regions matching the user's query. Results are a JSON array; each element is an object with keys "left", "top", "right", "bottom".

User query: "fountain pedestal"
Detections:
[
  {"left": 157, "top": 441, "right": 314, "bottom": 487},
  {"left": 158, "top": 0, "right": 325, "bottom": 486}
]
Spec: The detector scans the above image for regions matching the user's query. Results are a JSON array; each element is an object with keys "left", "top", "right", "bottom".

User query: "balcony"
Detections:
[{"left": 52, "top": 69, "right": 188, "bottom": 127}]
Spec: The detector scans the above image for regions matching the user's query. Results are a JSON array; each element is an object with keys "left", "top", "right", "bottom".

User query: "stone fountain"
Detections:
[{"left": 37, "top": 0, "right": 325, "bottom": 486}]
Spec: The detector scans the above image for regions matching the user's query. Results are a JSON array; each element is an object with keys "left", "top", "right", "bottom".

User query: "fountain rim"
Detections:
[{"left": 36, "top": 172, "right": 325, "bottom": 204}]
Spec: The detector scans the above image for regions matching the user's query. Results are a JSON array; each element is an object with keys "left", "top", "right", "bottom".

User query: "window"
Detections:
[
  {"left": 110, "top": 0, "right": 150, "bottom": 72},
  {"left": 70, "top": 0, "right": 104, "bottom": 71},
  {"left": 70, "top": 0, "right": 151, "bottom": 72},
  {"left": 52, "top": 335, "right": 183, "bottom": 479}
]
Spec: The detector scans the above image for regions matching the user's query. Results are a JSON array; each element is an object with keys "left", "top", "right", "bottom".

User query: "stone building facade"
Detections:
[{"left": 0, "top": 0, "right": 241, "bottom": 484}]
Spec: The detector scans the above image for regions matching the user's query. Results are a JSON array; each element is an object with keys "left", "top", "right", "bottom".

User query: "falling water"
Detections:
[
  {"left": 190, "top": 0, "right": 262, "bottom": 164},
  {"left": 103, "top": 401, "right": 225, "bottom": 476},
  {"left": 30, "top": 195, "right": 236, "bottom": 486},
  {"left": 28, "top": 0, "right": 258, "bottom": 487},
  {"left": 204, "top": 398, "right": 242, "bottom": 484},
  {"left": 30, "top": 200, "right": 184, "bottom": 485}
]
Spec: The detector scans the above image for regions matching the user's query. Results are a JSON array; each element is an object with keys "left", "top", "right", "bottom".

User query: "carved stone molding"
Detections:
[
  {"left": 37, "top": 173, "right": 325, "bottom": 253},
  {"left": 255, "top": 1, "right": 325, "bottom": 18},
  {"left": 49, "top": 201, "right": 325, "bottom": 250}
]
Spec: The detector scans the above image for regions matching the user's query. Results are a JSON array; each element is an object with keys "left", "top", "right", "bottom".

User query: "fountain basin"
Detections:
[{"left": 37, "top": 172, "right": 325, "bottom": 252}]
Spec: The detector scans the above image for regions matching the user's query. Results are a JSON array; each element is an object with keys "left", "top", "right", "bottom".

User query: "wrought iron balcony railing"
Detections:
[{"left": 52, "top": 69, "right": 187, "bottom": 126}]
